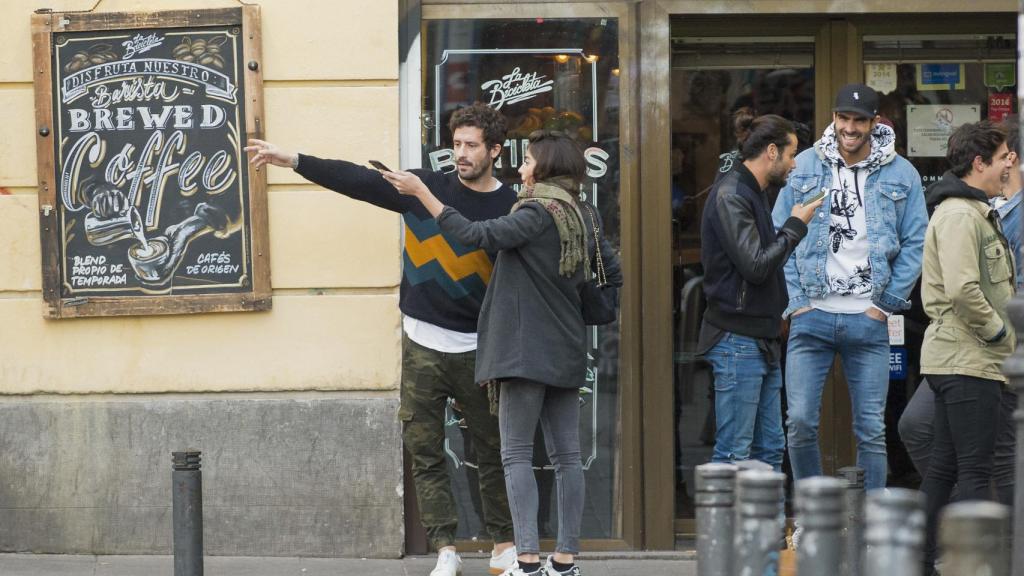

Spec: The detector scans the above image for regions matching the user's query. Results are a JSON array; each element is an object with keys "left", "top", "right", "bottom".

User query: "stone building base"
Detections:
[{"left": 0, "top": 394, "right": 403, "bottom": 557}]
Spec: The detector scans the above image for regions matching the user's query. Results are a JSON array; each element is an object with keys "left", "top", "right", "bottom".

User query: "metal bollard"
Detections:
[
  {"left": 863, "top": 489, "right": 925, "bottom": 576},
  {"left": 734, "top": 469, "right": 786, "bottom": 576},
  {"left": 172, "top": 450, "right": 204, "bottom": 576},
  {"left": 796, "top": 477, "right": 845, "bottom": 576},
  {"left": 940, "top": 501, "right": 1011, "bottom": 576},
  {"left": 837, "top": 466, "right": 864, "bottom": 576},
  {"left": 696, "top": 463, "right": 738, "bottom": 576}
]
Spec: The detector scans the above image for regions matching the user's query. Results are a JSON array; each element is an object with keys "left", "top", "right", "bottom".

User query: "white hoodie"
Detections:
[{"left": 813, "top": 122, "right": 897, "bottom": 314}]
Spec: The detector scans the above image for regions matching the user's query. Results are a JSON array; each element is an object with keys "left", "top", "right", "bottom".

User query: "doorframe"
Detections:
[
  {"left": 415, "top": 0, "right": 643, "bottom": 551},
  {"left": 638, "top": 0, "right": 1015, "bottom": 549}
]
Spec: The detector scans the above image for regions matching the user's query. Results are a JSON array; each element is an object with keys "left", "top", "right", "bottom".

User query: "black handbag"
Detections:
[{"left": 579, "top": 203, "right": 618, "bottom": 325}]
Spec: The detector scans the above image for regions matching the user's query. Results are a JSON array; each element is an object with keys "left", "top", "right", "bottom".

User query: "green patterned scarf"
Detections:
[{"left": 512, "top": 177, "right": 589, "bottom": 277}]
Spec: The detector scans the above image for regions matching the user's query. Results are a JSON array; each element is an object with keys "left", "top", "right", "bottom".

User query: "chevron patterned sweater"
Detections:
[{"left": 296, "top": 154, "right": 517, "bottom": 333}]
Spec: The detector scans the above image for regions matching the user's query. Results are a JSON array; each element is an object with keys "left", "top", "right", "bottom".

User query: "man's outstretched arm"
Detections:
[{"left": 245, "top": 139, "right": 415, "bottom": 213}]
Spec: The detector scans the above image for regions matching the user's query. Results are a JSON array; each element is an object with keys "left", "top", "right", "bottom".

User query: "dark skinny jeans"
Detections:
[
  {"left": 898, "top": 378, "right": 1016, "bottom": 505},
  {"left": 920, "top": 374, "right": 1006, "bottom": 570}
]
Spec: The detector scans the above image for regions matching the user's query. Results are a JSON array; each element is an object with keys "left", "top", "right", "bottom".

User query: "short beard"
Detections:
[
  {"left": 767, "top": 161, "right": 789, "bottom": 188},
  {"left": 459, "top": 160, "right": 491, "bottom": 182}
]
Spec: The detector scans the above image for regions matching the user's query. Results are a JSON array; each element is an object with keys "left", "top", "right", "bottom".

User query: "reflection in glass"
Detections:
[
  {"left": 670, "top": 35, "right": 815, "bottom": 519},
  {"left": 863, "top": 35, "right": 1017, "bottom": 188},
  {"left": 861, "top": 34, "right": 1018, "bottom": 490},
  {"left": 423, "top": 17, "right": 622, "bottom": 541}
]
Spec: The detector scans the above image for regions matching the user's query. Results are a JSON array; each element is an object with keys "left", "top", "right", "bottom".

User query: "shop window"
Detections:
[
  {"left": 860, "top": 33, "right": 1018, "bottom": 489},
  {"left": 670, "top": 35, "right": 816, "bottom": 519},
  {"left": 422, "top": 17, "right": 623, "bottom": 541},
  {"left": 863, "top": 35, "right": 1017, "bottom": 188}
]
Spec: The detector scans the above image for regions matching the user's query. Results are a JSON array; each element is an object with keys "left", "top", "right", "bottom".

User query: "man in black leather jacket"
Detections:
[{"left": 699, "top": 114, "right": 821, "bottom": 470}]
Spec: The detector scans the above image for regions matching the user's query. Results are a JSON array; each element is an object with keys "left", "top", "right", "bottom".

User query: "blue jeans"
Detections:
[
  {"left": 785, "top": 309, "right": 890, "bottom": 490},
  {"left": 705, "top": 332, "right": 784, "bottom": 471}
]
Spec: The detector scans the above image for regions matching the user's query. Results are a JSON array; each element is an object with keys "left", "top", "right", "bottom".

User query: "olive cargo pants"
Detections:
[{"left": 399, "top": 334, "right": 514, "bottom": 550}]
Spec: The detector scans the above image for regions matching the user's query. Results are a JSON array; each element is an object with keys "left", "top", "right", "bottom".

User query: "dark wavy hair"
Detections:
[
  {"left": 947, "top": 120, "right": 1007, "bottom": 177},
  {"left": 448, "top": 103, "right": 508, "bottom": 150},
  {"left": 736, "top": 114, "right": 796, "bottom": 161},
  {"left": 527, "top": 130, "right": 587, "bottom": 187}
]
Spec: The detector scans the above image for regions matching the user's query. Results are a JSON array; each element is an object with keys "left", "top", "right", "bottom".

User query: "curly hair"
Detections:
[
  {"left": 947, "top": 120, "right": 1006, "bottom": 177},
  {"left": 448, "top": 103, "right": 508, "bottom": 150}
]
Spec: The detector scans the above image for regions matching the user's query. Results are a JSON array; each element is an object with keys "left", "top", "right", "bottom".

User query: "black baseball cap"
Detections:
[{"left": 833, "top": 83, "right": 879, "bottom": 119}]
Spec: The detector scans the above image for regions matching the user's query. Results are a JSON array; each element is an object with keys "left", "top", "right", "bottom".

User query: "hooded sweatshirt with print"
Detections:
[
  {"left": 772, "top": 123, "right": 927, "bottom": 319},
  {"left": 816, "top": 122, "right": 898, "bottom": 314}
]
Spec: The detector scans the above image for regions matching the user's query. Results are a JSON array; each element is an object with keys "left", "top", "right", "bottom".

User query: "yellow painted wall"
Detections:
[{"left": 0, "top": 0, "right": 402, "bottom": 394}]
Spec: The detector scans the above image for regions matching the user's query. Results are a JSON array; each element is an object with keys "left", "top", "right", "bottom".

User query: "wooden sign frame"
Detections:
[{"left": 30, "top": 7, "right": 270, "bottom": 318}]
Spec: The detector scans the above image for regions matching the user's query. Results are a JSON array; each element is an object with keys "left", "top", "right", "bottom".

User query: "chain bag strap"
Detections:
[
  {"left": 582, "top": 202, "right": 607, "bottom": 286},
  {"left": 578, "top": 202, "right": 617, "bottom": 326}
]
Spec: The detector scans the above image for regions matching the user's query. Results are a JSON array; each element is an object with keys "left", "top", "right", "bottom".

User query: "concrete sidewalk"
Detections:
[{"left": 0, "top": 552, "right": 697, "bottom": 575}]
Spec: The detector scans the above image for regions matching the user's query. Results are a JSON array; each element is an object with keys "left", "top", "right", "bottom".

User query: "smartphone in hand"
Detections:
[
  {"left": 804, "top": 189, "right": 827, "bottom": 205},
  {"left": 368, "top": 160, "right": 392, "bottom": 172}
]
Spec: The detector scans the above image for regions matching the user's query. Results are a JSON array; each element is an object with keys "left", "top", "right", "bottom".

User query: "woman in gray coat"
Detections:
[{"left": 385, "top": 130, "right": 622, "bottom": 576}]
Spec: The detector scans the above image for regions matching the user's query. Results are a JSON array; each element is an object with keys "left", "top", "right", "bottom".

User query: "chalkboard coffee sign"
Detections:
[{"left": 32, "top": 8, "right": 270, "bottom": 318}]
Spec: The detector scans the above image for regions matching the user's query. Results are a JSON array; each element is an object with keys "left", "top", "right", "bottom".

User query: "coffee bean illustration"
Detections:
[
  {"left": 63, "top": 43, "right": 119, "bottom": 73},
  {"left": 172, "top": 35, "right": 226, "bottom": 69}
]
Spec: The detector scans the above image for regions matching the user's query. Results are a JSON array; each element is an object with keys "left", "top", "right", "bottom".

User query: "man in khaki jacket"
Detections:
[{"left": 919, "top": 120, "right": 1015, "bottom": 576}]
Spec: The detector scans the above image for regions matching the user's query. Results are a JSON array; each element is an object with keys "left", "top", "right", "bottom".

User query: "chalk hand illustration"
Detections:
[
  {"left": 128, "top": 202, "right": 230, "bottom": 286},
  {"left": 83, "top": 183, "right": 145, "bottom": 247}
]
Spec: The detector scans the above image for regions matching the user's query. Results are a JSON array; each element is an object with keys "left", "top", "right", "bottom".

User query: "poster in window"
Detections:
[
  {"left": 865, "top": 63, "right": 898, "bottom": 94},
  {"left": 989, "top": 93, "right": 1013, "bottom": 122},
  {"left": 984, "top": 62, "right": 1016, "bottom": 90},
  {"left": 916, "top": 63, "right": 966, "bottom": 91},
  {"left": 31, "top": 7, "right": 269, "bottom": 318},
  {"left": 907, "top": 104, "right": 980, "bottom": 157}
]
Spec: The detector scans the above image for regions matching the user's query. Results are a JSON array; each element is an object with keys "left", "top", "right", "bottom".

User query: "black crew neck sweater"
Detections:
[{"left": 295, "top": 154, "right": 518, "bottom": 333}]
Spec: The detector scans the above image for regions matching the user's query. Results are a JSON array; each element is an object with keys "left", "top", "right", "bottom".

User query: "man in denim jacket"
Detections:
[{"left": 771, "top": 84, "right": 928, "bottom": 510}]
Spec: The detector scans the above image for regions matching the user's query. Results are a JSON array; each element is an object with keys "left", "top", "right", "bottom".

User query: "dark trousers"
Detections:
[
  {"left": 898, "top": 379, "right": 1016, "bottom": 505},
  {"left": 399, "top": 334, "right": 514, "bottom": 550},
  {"left": 920, "top": 374, "right": 1006, "bottom": 569}
]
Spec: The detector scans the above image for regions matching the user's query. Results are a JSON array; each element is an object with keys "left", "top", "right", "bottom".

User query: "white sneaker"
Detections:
[
  {"left": 489, "top": 546, "right": 518, "bottom": 575},
  {"left": 430, "top": 549, "right": 462, "bottom": 576},
  {"left": 789, "top": 523, "right": 804, "bottom": 551}
]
